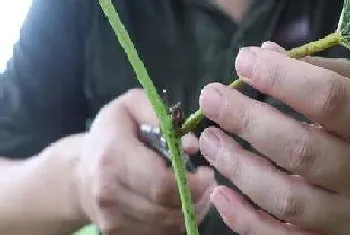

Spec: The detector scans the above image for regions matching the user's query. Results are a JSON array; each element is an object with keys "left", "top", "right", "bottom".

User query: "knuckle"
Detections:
[
  {"left": 103, "top": 95, "right": 125, "bottom": 113},
  {"left": 123, "top": 88, "right": 145, "bottom": 102},
  {"left": 94, "top": 154, "right": 120, "bottom": 209},
  {"left": 264, "top": 61, "right": 287, "bottom": 93},
  {"left": 238, "top": 101, "right": 258, "bottom": 136},
  {"left": 96, "top": 148, "right": 113, "bottom": 169},
  {"left": 115, "top": 88, "right": 146, "bottom": 110},
  {"left": 316, "top": 73, "right": 345, "bottom": 119},
  {"left": 275, "top": 188, "right": 303, "bottom": 219},
  {"left": 99, "top": 222, "right": 121, "bottom": 235},
  {"left": 254, "top": 52, "right": 287, "bottom": 94},
  {"left": 217, "top": 91, "right": 229, "bottom": 125},
  {"left": 240, "top": 110, "right": 251, "bottom": 137},
  {"left": 286, "top": 133, "right": 314, "bottom": 173},
  {"left": 151, "top": 175, "right": 175, "bottom": 204},
  {"left": 94, "top": 176, "right": 114, "bottom": 209},
  {"left": 152, "top": 186, "right": 167, "bottom": 204},
  {"left": 239, "top": 221, "right": 257, "bottom": 235},
  {"left": 226, "top": 148, "right": 242, "bottom": 183},
  {"left": 240, "top": 101, "right": 267, "bottom": 136},
  {"left": 126, "top": 87, "right": 144, "bottom": 97},
  {"left": 162, "top": 211, "right": 184, "bottom": 228},
  {"left": 94, "top": 186, "right": 110, "bottom": 209}
]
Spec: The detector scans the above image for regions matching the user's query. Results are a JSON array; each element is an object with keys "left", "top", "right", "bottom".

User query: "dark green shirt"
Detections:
[{"left": 0, "top": 0, "right": 348, "bottom": 234}]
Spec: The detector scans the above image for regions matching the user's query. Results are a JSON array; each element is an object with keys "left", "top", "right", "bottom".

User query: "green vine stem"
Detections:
[
  {"left": 178, "top": 31, "right": 343, "bottom": 137},
  {"left": 98, "top": 1, "right": 199, "bottom": 235},
  {"left": 287, "top": 32, "right": 342, "bottom": 57}
]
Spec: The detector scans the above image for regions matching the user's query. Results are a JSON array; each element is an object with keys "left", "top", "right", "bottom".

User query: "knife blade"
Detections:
[{"left": 138, "top": 123, "right": 195, "bottom": 172}]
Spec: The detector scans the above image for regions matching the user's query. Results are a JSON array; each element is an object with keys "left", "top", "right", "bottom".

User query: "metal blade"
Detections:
[{"left": 139, "top": 124, "right": 195, "bottom": 172}]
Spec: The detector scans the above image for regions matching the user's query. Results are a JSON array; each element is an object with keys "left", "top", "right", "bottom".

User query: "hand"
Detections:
[
  {"left": 198, "top": 43, "right": 350, "bottom": 235},
  {"left": 76, "top": 89, "right": 216, "bottom": 235}
]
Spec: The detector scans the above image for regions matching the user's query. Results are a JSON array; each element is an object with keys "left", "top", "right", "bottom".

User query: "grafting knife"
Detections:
[{"left": 138, "top": 123, "right": 196, "bottom": 172}]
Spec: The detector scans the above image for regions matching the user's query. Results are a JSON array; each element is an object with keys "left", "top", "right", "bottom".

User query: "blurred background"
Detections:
[{"left": 0, "top": 0, "right": 32, "bottom": 72}]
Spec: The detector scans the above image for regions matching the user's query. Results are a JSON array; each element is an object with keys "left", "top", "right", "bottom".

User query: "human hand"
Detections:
[
  {"left": 76, "top": 89, "right": 216, "bottom": 235},
  {"left": 198, "top": 43, "right": 350, "bottom": 234}
]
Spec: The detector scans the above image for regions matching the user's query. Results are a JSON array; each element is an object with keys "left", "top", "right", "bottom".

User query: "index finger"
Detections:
[{"left": 235, "top": 47, "right": 350, "bottom": 140}]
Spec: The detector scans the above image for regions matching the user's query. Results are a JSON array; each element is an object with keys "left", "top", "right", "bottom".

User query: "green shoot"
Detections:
[{"left": 98, "top": 1, "right": 199, "bottom": 235}]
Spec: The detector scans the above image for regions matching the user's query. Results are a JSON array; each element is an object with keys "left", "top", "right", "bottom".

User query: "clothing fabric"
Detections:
[{"left": 0, "top": 0, "right": 348, "bottom": 234}]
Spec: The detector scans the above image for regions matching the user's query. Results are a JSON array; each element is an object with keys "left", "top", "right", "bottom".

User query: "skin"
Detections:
[
  {"left": 0, "top": 89, "right": 216, "bottom": 235},
  {"left": 0, "top": 1, "right": 249, "bottom": 234},
  {"left": 198, "top": 42, "right": 350, "bottom": 235},
  {"left": 5, "top": 1, "right": 347, "bottom": 235},
  {"left": 77, "top": 89, "right": 216, "bottom": 235}
]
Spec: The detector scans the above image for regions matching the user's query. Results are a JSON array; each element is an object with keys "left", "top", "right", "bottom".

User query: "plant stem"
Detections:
[
  {"left": 98, "top": 1, "right": 199, "bottom": 235},
  {"left": 287, "top": 32, "right": 342, "bottom": 57},
  {"left": 179, "top": 31, "right": 343, "bottom": 137}
]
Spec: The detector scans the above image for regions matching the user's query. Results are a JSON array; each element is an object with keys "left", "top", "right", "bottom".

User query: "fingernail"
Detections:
[
  {"left": 261, "top": 41, "right": 274, "bottom": 49},
  {"left": 261, "top": 41, "right": 287, "bottom": 55},
  {"left": 200, "top": 128, "right": 221, "bottom": 163},
  {"left": 210, "top": 187, "right": 231, "bottom": 216},
  {"left": 235, "top": 47, "right": 257, "bottom": 79},
  {"left": 199, "top": 85, "right": 223, "bottom": 120}
]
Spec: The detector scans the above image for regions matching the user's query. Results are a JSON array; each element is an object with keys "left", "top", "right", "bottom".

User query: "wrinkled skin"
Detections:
[
  {"left": 76, "top": 89, "right": 216, "bottom": 235},
  {"left": 199, "top": 42, "right": 350, "bottom": 235}
]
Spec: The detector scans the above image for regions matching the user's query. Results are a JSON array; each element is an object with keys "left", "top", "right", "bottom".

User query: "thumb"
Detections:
[
  {"left": 89, "top": 89, "right": 157, "bottom": 139},
  {"left": 120, "top": 88, "right": 160, "bottom": 127}
]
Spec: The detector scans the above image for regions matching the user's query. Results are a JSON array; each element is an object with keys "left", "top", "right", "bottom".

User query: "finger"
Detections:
[
  {"left": 181, "top": 132, "right": 199, "bottom": 155},
  {"left": 261, "top": 41, "right": 287, "bottom": 53},
  {"left": 90, "top": 89, "right": 157, "bottom": 140},
  {"left": 139, "top": 166, "right": 215, "bottom": 209},
  {"left": 193, "top": 182, "right": 217, "bottom": 225},
  {"left": 97, "top": 174, "right": 214, "bottom": 234},
  {"left": 199, "top": 128, "right": 349, "bottom": 233},
  {"left": 234, "top": 46, "right": 350, "bottom": 140},
  {"left": 302, "top": 56, "right": 350, "bottom": 78},
  {"left": 199, "top": 83, "right": 350, "bottom": 194},
  {"left": 121, "top": 89, "right": 160, "bottom": 131},
  {"left": 174, "top": 182, "right": 216, "bottom": 234},
  {"left": 261, "top": 42, "right": 350, "bottom": 78},
  {"left": 210, "top": 185, "right": 320, "bottom": 235},
  {"left": 96, "top": 176, "right": 184, "bottom": 231}
]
